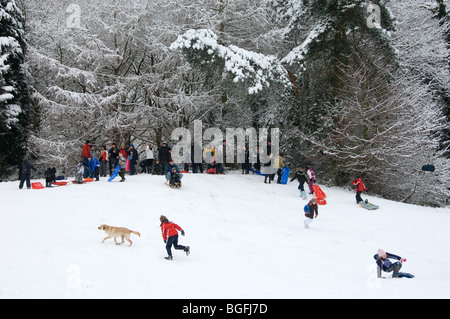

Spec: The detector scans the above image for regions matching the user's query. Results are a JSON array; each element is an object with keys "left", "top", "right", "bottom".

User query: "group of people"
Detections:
[
  {"left": 75, "top": 140, "right": 167, "bottom": 183},
  {"left": 18, "top": 141, "right": 411, "bottom": 278},
  {"left": 79, "top": 140, "right": 140, "bottom": 183}
]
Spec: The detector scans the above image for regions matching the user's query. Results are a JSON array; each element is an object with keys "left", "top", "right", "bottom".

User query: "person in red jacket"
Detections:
[
  {"left": 82, "top": 140, "right": 91, "bottom": 178},
  {"left": 160, "top": 215, "right": 190, "bottom": 260},
  {"left": 352, "top": 176, "right": 368, "bottom": 204}
]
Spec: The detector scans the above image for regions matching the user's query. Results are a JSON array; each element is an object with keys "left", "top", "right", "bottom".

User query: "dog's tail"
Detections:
[{"left": 132, "top": 231, "right": 141, "bottom": 237}]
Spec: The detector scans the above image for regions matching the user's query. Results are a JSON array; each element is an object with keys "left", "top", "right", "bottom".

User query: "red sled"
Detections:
[
  {"left": 31, "top": 182, "right": 45, "bottom": 189},
  {"left": 179, "top": 170, "right": 190, "bottom": 174},
  {"left": 72, "top": 178, "right": 94, "bottom": 184},
  {"left": 313, "top": 185, "right": 327, "bottom": 205},
  {"left": 52, "top": 181, "right": 68, "bottom": 186}
]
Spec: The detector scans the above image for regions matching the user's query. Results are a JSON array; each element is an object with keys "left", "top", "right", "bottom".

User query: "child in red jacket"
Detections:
[
  {"left": 160, "top": 215, "right": 190, "bottom": 260},
  {"left": 352, "top": 176, "right": 368, "bottom": 204}
]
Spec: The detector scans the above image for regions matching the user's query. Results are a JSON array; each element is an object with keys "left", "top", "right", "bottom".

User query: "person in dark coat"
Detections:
[
  {"left": 44, "top": 167, "right": 56, "bottom": 187},
  {"left": 158, "top": 142, "right": 171, "bottom": 174},
  {"left": 127, "top": 145, "right": 138, "bottom": 176},
  {"left": 108, "top": 143, "right": 120, "bottom": 175},
  {"left": 241, "top": 145, "right": 250, "bottom": 174},
  {"left": 19, "top": 158, "right": 37, "bottom": 189},
  {"left": 290, "top": 168, "right": 308, "bottom": 199}
]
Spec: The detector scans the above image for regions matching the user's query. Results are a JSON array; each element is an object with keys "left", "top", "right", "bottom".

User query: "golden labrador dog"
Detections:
[{"left": 98, "top": 224, "right": 140, "bottom": 247}]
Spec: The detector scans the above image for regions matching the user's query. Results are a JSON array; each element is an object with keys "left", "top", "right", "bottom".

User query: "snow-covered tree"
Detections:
[
  {"left": 388, "top": 0, "right": 450, "bottom": 158},
  {"left": 280, "top": 0, "right": 397, "bottom": 131},
  {"left": 167, "top": 0, "right": 291, "bottom": 131},
  {"left": 23, "top": 0, "right": 216, "bottom": 172},
  {"left": 299, "top": 52, "right": 450, "bottom": 206},
  {"left": 268, "top": 0, "right": 449, "bottom": 206},
  {"left": 0, "top": 0, "right": 30, "bottom": 178},
  {"left": 170, "top": 29, "right": 289, "bottom": 95}
]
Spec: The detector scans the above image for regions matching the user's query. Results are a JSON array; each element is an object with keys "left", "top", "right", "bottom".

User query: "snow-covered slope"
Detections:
[{"left": 1, "top": 172, "right": 449, "bottom": 299}]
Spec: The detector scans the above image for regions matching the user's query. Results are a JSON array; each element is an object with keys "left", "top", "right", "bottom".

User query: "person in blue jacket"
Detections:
[
  {"left": 87, "top": 156, "right": 100, "bottom": 181},
  {"left": 374, "top": 249, "right": 407, "bottom": 278}
]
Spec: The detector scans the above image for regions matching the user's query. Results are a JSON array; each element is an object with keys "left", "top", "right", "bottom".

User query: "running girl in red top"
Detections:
[{"left": 160, "top": 215, "right": 190, "bottom": 260}]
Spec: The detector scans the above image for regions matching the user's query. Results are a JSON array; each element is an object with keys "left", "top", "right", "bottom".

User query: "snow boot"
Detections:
[
  {"left": 164, "top": 256, "right": 173, "bottom": 261},
  {"left": 184, "top": 246, "right": 190, "bottom": 256}
]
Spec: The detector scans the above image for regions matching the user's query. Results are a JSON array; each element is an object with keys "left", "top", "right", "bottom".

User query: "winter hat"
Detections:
[
  {"left": 86, "top": 140, "right": 90, "bottom": 144},
  {"left": 377, "top": 249, "right": 386, "bottom": 257},
  {"left": 160, "top": 215, "right": 168, "bottom": 223}
]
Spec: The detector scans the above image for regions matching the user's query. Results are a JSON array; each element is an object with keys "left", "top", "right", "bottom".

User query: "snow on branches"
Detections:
[{"left": 170, "top": 29, "right": 290, "bottom": 94}]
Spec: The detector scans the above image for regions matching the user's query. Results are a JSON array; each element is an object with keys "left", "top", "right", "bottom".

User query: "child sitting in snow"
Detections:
[
  {"left": 169, "top": 167, "right": 182, "bottom": 188},
  {"left": 373, "top": 249, "right": 407, "bottom": 278},
  {"left": 206, "top": 158, "right": 217, "bottom": 174}
]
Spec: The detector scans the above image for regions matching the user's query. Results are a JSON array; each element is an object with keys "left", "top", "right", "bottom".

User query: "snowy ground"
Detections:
[{"left": 1, "top": 171, "right": 449, "bottom": 299}]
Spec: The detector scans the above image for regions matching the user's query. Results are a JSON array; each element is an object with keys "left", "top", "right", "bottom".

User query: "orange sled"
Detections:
[
  {"left": 31, "top": 182, "right": 45, "bottom": 189},
  {"left": 52, "top": 181, "right": 69, "bottom": 186},
  {"left": 313, "top": 184, "right": 327, "bottom": 205}
]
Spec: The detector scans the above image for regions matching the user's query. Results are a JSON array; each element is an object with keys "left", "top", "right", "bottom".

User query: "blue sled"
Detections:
[
  {"left": 281, "top": 167, "right": 289, "bottom": 184},
  {"left": 248, "top": 167, "right": 266, "bottom": 176},
  {"left": 108, "top": 166, "right": 121, "bottom": 182}
]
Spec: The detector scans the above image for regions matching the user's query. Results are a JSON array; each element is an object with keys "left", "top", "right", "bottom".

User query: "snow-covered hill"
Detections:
[{"left": 1, "top": 172, "right": 449, "bottom": 299}]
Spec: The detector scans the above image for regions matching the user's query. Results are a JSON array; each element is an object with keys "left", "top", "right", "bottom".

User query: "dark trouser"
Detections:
[
  {"left": 129, "top": 162, "right": 136, "bottom": 175},
  {"left": 264, "top": 173, "right": 275, "bottom": 183},
  {"left": 100, "top": 161, "right": 107, "bottom": 177},
  {"left": 356, "top": 191, "right": 363, "bottom": 203},
  {"left": 277, "top": 168, "right": 282, "bottom": 183},
  {"left": 45, "top": 177, "right": 53, "bottom": 187},
  {"left": 385, "top": 261, "right": 402, "bottom": 277},
  {"left": 82, "top": 157, "right": 89, "bottom": 178},
  {"left": 217, "top": 163, "right": 224, "bottom": 174},
  {"left": 119, "top": 168, "right": 126, "bottom": 181},
  {"left": 166, "top": 234, "right": 186, "bottom": 257},
  {"left": 192, "top": 163, "right": 203, "bottom": 173},
  {"left": 19, "top": 173, "right": 31, "bottom": 189},
  {"left": 145, "top": 159, "right": 154, "bottom": 173},
  {"left": 160, "top": 159, "right": 168, "bottom": 174},
  {"left": 90, "top": 167, "right": 100, "bottom": 180}
]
